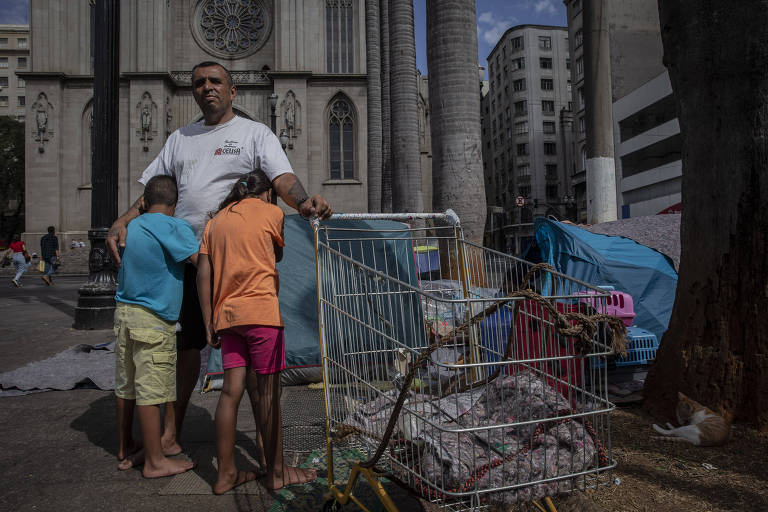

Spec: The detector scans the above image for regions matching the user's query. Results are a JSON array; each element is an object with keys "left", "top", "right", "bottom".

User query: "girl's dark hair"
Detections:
[{"left": 218, "top": 169, "right": 272, "bottom": 212}]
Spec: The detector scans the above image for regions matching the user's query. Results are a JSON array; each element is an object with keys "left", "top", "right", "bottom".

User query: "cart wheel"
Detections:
[{"left": 322, "top": 498, "right": 343, "bottom": 512}]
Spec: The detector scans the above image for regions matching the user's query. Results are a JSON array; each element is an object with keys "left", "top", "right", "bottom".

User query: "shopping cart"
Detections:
[{"left": 312, "top": 212, "right": 625, "bottom": 512}]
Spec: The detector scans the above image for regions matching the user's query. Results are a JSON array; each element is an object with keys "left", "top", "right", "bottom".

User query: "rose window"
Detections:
[{"left": 192, "top": 0, "right": 272, "bottom": 59}]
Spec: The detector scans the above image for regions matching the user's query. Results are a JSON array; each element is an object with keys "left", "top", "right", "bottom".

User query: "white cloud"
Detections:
[
  {"left": 534, "top": 0, "right": 557, "bottom": 15},
  {"left": 476, "top": 11, "right": 518, "bottom": 46}
]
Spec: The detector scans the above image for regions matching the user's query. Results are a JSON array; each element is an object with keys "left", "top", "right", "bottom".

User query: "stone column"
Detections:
[{"left": 74, "top": 0, "right": 120, "bottom": 330}]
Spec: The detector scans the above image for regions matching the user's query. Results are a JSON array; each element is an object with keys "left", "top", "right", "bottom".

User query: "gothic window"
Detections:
[
  {"left": 326, "top": 0, "right": 354, "bottom": 73},
  {"left": 328, "top": 96, "right": 355, "bottom": 180},
  {"left": 192, "top": 0, "right": 272, "bottom": 59}
]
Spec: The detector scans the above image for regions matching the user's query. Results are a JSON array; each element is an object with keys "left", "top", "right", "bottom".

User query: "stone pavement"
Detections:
[{"left": 0, "top": 277, "right": 423, "bottom": 512}]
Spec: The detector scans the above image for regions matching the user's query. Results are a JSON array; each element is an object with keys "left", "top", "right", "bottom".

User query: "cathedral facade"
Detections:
[{"left": 22, "top": 0, "right": 429, "bottom": 248}]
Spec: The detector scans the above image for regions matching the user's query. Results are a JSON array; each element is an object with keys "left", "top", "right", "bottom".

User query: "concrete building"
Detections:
[
  {"left": 21, "top": 0, "right": 431, "bottom": 250},
  {"left": 481, "top": 25, "right": 573, "bottom": 254},
  {"left": 0, "top": 24, "right": 30, "bottom": 122},
  {"left": 563, "top": 0, "right": 678, "bottom": 220}
]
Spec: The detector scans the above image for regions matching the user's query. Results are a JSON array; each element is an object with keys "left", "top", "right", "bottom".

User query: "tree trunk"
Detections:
[
  {"left": 380, "top": 0, "right": 393, "bottom": 212},
  {"left": 426, "top": 0, "right": 486, "bottom": 244},
  {"left": 366, "top": 0, "right": 382, "bottom": 213},
  {"left": 644, "top": 0, "right": 768, "bottom": 430},
  {"left": 388, "top": 0, "right": 423, "bottom": 213}
]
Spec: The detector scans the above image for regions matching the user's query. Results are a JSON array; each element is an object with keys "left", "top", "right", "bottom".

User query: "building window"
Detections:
[
  {"left": 546, "top": 184, "right": 559, "bottom": 200},
  {"left": 0, "top": 38, "right": 7, "bottom": 49},
  {"left": 326, "top": 0, "right": 354, "bottom": 73},
  {"left": 545, "top": 164, "right": 558, "bottom": 178},
  {"left": 17, "top": 77, "right": 24, "bottom": 88},
  {"left": 17, "top": 37, "right": 27, "bottom": 49},
  {"left": 505, "top": 107, "right": 511, "bottom": 120},
  {"left": 542, "top": 100, "right": 555, "bottom": 114},
  {"left": 567, "top": 101, "right": 572, "bottom": 110},
  {"left": 0, "top": 96, "right": 7, "bottom": 106},
  {"left": 17, "top": 57, "right": 27, "bottom": 68},
  {"left": 566, "top": 58, "right": 571, "bottom": 70},
  {"left": 518, "top": 163, "right": 530, "bottom": 176},
  {"left": 578, "top": 87, "right": 585, "bottom": 109},
  {"left": 567, "top": 80, "right": 572, "bottom": 92},
  {"left": 328, "top": 96, "right": 355, "bottom": 180},
  {"left": 0, "top": 77, "right": 8, "bottom": 87},
  {"left": 538, "top": 36, "right": 551, "bottom": 49},
  {"left": 576, "top": 56, "right": 584, "bottom": 77},
  {"left": 579, "top": 116, "right": 585, "bottom": 133},
  {"left": 515, "top": 120, "right": 528, "bottom": 135},
  {"left": 575, "top": 29, "right": 583, "bottom": 47},
  {"left": 17, "top": 96, "right": 25, "bottom": 106},
  {"left": 543, "top": 121, "right": 556, "bottom": 134},
  {"left": 541, "top": 78, "right": 553, "bottom": 90},
  {"left": 540, "top": 57, "right": 552, "bottom": 69},
  {"left": 544, "top": 142, "right": 557, "bottom": 155},
  {"left": 0, "top": 58, "right": 7, "bottom": 69},
  {"left": 511, "top": 57, "right": 525, "bottom": 71},
  {"left": 514, "top": 100, "right": 527, "bottom": 116},
  {"left": 511, "top": 36, "right": 524, "bottom": 50},
  {"left": 517, "top": 143, "right": 529, "bottom": 156},
  {"left": 519, "top": 185, "right": 531, "bottom": 198},
  {"left": 513, "top": 78, "right": 526, "bottom": 92}
]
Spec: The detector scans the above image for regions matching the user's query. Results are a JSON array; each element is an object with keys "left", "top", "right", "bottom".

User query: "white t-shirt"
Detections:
[{"left": 139, "top": 116, "right": 293, "bottom": 240}]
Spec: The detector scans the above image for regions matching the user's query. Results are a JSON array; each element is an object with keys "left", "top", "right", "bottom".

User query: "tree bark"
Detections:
[
  {"left": 380, "top": 0, "right": 393, "bottom": 212},
  {"left": 388, "top": 0, "right": 423, "bottom": 213},
  {"left": 644, "top": 0, "right": 768, "bottom": 430},
  {"left": 366, "top": 0, "right": 383, "bottom": 213},
  {"left": 426, "top": 0, "right": 486, "bottom": 244}
]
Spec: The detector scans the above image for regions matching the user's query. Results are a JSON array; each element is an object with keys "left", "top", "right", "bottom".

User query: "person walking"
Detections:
[
  {"left": 40, "top": 226, "right": 59, "bottom": 286},
  {"left": 8, "top": 234, "right": 30, "bottom": 287}
]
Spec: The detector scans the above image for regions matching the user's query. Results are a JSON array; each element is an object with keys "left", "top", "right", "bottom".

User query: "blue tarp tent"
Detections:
[{"left": 524, "top": 217, "right": 678, "bottom": 342}]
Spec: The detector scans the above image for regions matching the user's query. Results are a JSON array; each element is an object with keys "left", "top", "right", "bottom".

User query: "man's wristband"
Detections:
[{"left": 296, "top": 196, "right": 310, "bottom": 210}]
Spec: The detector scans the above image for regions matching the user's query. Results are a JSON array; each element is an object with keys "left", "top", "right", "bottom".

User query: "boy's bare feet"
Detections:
[
  {"left": 116, "top": 444, "right": 186, "bottom": 470},
  {"left": 161, "top": 438, "right": 182, "bottom": 457},
  {"left": 213, "top": 469, "right": 258, "bottom": 495},
  {"left": 142, "top": 457, "right": 195, "bottom": 479},
  {"left": 264, "top": 466, "right": 317, "bottom": 490},
  {"left": 117, "top": 441, "right": 142, "bottom": 470}
]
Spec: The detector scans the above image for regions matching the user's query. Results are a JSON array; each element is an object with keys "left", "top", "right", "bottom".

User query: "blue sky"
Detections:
[{"left": 0, "top": 0, "right": 566, "bottom": 76}]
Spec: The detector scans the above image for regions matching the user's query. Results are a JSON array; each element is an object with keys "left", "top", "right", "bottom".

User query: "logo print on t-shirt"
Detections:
[{"left": 214, "top": 140, "right": 242, "bottom": 156}]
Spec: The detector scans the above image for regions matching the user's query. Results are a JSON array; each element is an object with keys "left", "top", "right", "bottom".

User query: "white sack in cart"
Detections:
[{"left": 341, "top": 370, "right": 598, "bottom": 506}]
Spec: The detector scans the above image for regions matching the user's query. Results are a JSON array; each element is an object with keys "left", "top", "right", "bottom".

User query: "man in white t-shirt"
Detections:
[{"left": 106, "top": 61, "right": 332, "bottom": 475}]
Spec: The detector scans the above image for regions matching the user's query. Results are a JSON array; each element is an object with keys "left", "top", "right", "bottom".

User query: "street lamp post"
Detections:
[
  {"left": 73, "top": 0, "right": 120, "bottom": 329},
  {"left": 269, "top": 92, "right": 278, "bottom": 134}
]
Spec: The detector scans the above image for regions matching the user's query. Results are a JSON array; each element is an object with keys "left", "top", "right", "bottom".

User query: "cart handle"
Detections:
[{"left": 310, "top": 209, "right": 460, "bottom": 228}]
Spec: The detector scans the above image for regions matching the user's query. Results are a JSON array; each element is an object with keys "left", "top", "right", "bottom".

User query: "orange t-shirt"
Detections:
[{"left": 199, "top": 197, "right": 285, "bottom": 331}]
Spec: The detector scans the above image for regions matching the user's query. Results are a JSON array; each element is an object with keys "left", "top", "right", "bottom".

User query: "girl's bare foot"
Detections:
[
  {"left": 161, "top": 439, "right": 182, "bottom": 457},
  {"left": 264, "top": 466, "right": 317, "bottom": 490},
  {"left": 142, "top": 457, "right": 195, "bottom": 479},
  {"left": 213, "top": 469, "right": 258, "bottom": 495}
]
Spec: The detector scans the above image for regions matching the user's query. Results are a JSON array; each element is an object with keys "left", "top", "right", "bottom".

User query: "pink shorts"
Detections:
[{"left": 220, "top": 325, "right": 285, "bottom": 375}]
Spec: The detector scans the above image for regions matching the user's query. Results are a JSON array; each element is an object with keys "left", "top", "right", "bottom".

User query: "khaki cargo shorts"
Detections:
[{"left": 114, "top": 302, "right": 177, "bottom": 406}]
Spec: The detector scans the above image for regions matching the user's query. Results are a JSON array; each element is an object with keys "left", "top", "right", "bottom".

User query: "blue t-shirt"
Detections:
[{"left": 115, "top": 213, "right": 199, "bottom": 321}]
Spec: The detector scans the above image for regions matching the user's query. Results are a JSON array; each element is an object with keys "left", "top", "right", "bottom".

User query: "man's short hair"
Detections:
[
  {"left": 144, "top": 175, "right": 178, "bottom": 208},
  {"left": 47, "top": 226, "right": 55, "bottom": 234},
  {"left": 191, "top": 61, "right": 233, "bottom": 87}
]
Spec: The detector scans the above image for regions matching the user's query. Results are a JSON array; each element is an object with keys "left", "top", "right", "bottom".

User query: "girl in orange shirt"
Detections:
[{"left": 197, "top": 170, "right": 316, "bottom": 494}]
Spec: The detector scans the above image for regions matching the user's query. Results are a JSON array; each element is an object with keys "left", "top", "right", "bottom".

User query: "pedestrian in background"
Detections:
[
  {"left": 8, "top": 234, "right": 30, "bottom": 287},
  {"left": 40, "top": 226, "right": 59, "bottom": 286}
]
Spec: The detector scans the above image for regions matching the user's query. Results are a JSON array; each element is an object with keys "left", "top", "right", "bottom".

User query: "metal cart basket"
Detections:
[{"left": 312, "top": 212, "right": 624, "bottom": 512}]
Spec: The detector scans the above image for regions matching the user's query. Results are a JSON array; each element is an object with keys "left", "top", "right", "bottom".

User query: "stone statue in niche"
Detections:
[
  {"left": 280, "top": 90, "right": 301, "bottom": 139},
  {"left": 31, "top": 92, "right": 54, "bottom": 153},
  {"left": 136, "top": 91, "right": 158, "bottom": 151}
]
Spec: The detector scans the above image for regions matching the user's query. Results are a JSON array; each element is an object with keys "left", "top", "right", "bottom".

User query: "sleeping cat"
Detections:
[{"left": 652, "top": 392, "right": 730, "bottom": 447}]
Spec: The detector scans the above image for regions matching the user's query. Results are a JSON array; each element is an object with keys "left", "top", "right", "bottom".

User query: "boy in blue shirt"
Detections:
[{"left": 114, "top": 175, "right": 199, "bottom": 478}]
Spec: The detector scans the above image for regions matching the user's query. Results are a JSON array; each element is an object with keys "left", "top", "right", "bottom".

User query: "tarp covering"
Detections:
[
  {"left": 525, "top": 217, "right": 677, "bottom": 342},
  {"left": 206, "top": 214, "right": 419, "bottom": 387}
]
